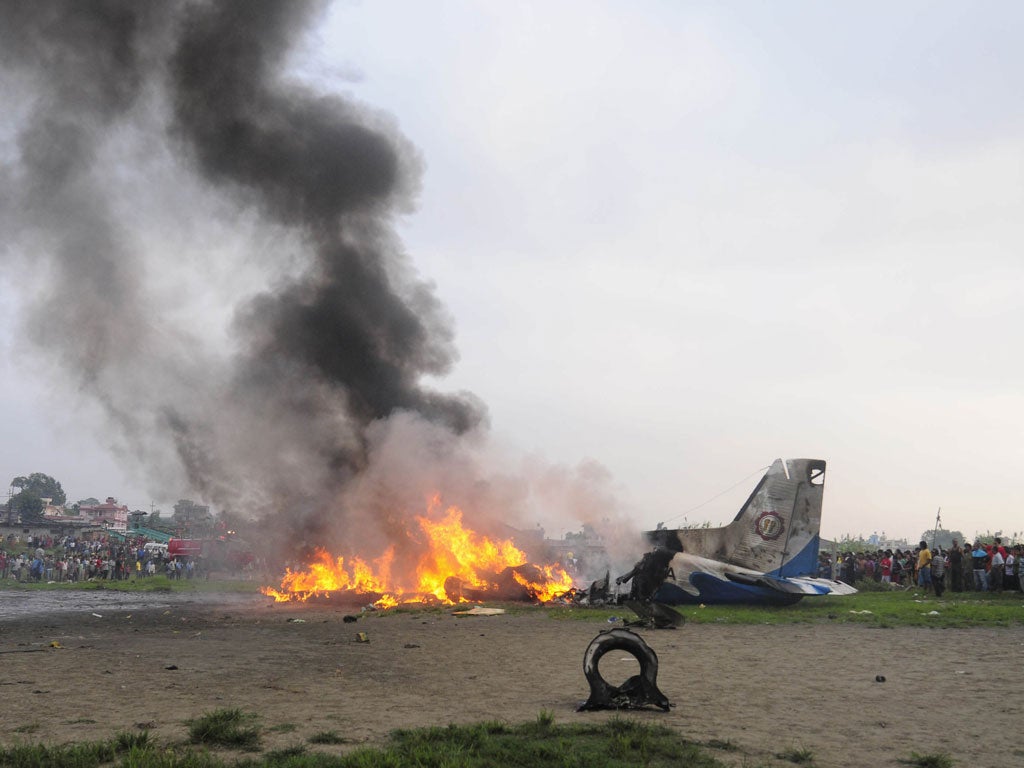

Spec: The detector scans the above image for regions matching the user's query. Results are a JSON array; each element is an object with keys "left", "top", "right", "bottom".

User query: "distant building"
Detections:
[
  {"left": 40, "top": 498, "right": 65, "bottom": 519},
  {"left": 78, "top": 497, "right": 129, "bottom": 533}
]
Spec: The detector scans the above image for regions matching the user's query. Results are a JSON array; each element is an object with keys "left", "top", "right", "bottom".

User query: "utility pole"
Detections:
[{"left": 932, "top": 507, "right": 942, "bottom": 549}]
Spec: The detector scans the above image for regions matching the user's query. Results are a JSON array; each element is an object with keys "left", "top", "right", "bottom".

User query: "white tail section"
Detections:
[{"left": 651, "top": 459, "right": 826, "bottom": 577}]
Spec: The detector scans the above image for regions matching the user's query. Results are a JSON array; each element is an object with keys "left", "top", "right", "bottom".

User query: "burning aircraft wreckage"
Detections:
[
  {"left": 260, "top": 458, "right": 854, "bottom": 614},
  {"left": 260, "top": 500, "right": 577, "bottom": 608}
]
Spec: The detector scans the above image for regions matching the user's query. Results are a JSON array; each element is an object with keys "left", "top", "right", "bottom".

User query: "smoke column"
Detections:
[{"left": 0, "top": 0, "right": 639, "bottom": 573}]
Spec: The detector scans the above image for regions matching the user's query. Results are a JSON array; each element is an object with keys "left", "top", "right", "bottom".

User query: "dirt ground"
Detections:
[{"left": 1, "top": 597, "right": 1022, "bottom": 767}]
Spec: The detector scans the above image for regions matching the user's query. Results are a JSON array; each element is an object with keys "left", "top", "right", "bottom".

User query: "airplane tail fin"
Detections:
[{"left": 721, "top": 458, "right": 825, "bottom": 577}]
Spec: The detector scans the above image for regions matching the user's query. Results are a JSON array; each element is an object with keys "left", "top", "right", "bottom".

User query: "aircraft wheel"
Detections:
[{"left": 577, "top": 628, "right": 671, "bottom": 711}]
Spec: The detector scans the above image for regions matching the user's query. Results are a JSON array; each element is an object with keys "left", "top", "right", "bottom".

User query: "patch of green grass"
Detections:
[
  {"left": 0, "top": 576, "right": 263, "bottom": 594},
  {"left": 383, "top": 716, "right": 720, "bottom": 768},
  {"left": 0, "top": 742, "right": 116, "bottom": 768},
  {"left": 307, "top": 730, "right": 349, "bottom": 745},
  {"left": 545, "top": 589, "right": 1024, "bottom": 628},
  {"left": 387, "top": 590, "right": 1024, "bottom": 631},
  {"left": 0, "top": 716, "right": 730, "bottom": 767},
  {"left": 547, "top": 606, "right": 624, "bottom": 623},
  {"left": 187, "top": 708, "right": 262, "bottom": 749},
  {"left": 776, "top": 745, "right": 815, "bottom": 763},
  {"left": 115, "top": 730, "right": 152, "bottom": 751},
  {"left": 263, "top": 744, "right": 307, "bottom": 761},
  {"left": 898, "top": 752, "right": 955, "bottom": 768}
]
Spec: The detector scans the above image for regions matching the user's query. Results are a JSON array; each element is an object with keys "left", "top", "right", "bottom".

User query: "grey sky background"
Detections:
[{"left": 2, "top": 1, "right": 1023, "bottom": 543}]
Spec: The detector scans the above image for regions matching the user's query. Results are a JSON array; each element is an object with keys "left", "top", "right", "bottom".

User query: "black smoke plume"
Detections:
[
  {"left": 0, "top": 0, "right": 484, "bottom": 544},
  {"left": 0, "top": 1, "right": 639, "bottom": 576}
]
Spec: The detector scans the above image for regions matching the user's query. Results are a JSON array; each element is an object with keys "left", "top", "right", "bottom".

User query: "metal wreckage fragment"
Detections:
[{"left": 577, "top": 628, "right": 672, "bottom": 712}]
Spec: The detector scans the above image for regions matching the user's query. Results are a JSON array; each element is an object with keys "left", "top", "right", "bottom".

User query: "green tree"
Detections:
[
  {"left": 10, "top": 473, "right": 66, "bottom": 506},
  {"left": 8, "top": 490, "right": 45, "bottom": 522}
]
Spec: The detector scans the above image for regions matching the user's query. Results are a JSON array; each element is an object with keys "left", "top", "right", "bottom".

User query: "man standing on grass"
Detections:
[
  {"left": 931, "top": 547, "right": 946, "bottom": 597},
  {"left": 972, "top": 542, "right": 989, "bottom": 591},
  {"left": 990, "top": 545, "right": 1005, "bottom": 594},
  {"left": 1003, "top": 548, "right": 1016, "bottom": 591},
  {"left": 948, "top": 540, "right": 964, "bottom": 592},
  {"left": 880, "top": 550, "right": 893, "bottom": 585},
  {"left": 916, "top": 541, "right": 932, "bottom": 593}
]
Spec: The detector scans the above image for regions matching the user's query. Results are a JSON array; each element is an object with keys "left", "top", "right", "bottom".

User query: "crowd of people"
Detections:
[
  {"left": 820, "top": 537, "right": 1024, "bottom": 594},
  {"left": 0, "top": 533, "right": 197, "bottom": 583}
]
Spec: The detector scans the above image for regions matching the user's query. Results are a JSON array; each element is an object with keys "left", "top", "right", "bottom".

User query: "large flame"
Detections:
[{"left": 261, "top": 501, "right": 574, "bottom": 606}]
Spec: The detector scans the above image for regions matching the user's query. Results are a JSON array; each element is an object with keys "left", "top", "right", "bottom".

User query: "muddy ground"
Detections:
[{"left": 1, "top": 596, "right": 1021, "bottom": 767}]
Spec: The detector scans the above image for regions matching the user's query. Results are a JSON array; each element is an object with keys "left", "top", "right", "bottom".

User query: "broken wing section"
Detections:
[{"left": 658, "top": 551, "right": 855, "bottom": 604}]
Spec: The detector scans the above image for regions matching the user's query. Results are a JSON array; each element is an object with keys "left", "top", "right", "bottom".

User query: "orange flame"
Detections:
[{"left": 261, "top": 501, "right": 574, "bottom": 606}]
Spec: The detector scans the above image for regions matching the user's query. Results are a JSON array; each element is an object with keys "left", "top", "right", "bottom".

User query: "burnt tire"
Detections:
[{"left": 577, "top": 628, "right": 671, "bottom": 711}]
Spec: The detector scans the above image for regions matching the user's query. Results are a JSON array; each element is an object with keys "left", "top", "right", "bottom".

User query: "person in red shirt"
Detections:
[{"left": 880, "top": 550, "right": 893, "bottom": 584}]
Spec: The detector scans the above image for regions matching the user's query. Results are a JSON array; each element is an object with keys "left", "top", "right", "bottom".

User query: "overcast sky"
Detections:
[{"left": 2, "top": 1, "right": 1023, "bottom": 543}]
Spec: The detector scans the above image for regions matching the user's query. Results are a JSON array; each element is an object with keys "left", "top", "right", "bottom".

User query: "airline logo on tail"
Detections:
[{"left": 755, "top": 510, "right": 784, "bottom": 540}]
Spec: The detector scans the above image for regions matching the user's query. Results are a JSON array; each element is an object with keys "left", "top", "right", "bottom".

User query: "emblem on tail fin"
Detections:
[{"left": 754, "top": 510, "right": 784, "bottom": 541}]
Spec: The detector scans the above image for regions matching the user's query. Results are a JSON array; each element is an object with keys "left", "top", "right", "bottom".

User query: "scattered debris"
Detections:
[
  {"left": 452, "top": 606, "right": 505, "bottom": 616},
  {"left": 342, "top": 615, "right": 359, "bottom": 623},
  {"left": 577, "top": 628, "right": 671, "bottom": 712},
  {"left": 403, "top": 643, "right": 421, "bottom": 649},
  {"left": 623, "top": 600, "right": 685, "bottom": 629},
  {"left": 875, "top": 675, "right": 886, "bottom": 683},
  {"left": 355, "top": 632, "right": 369, "bottom": 643},
  {"left": 91, "top": 613, "right": 103, "bottom": 618},
  {"left": 286, "top": 618, "right": 306, "bottom": 623},
  {"left": 164, "top": 665, "right": 178, "bottom": 670}
]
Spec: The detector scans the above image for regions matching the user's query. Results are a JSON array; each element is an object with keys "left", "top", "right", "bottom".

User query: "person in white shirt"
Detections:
[{"left": 990, "top": 547, "right": 1005, "bottom": 594}]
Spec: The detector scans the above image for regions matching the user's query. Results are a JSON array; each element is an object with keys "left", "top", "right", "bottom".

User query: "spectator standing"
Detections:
[
  {"left": 948, "top": 540, "right": 964, "bottom": 592},
  {"left": 1004, "top": 548, "right": 1016, "bottom": 591},
  {"left": 972, "top": 543, "right": 989, "bottom": 591},
  {"left": 880, "top": 551, "right": 893, "bottom": 585},
  {"left": 962, "top": 546, "right": 975, "bottom": 591},
  {"left": 916, "top": 541, "right": 933, "bottom": 592},
  {"left": 931, "top": 547, "right": 946, "bottom": 597},
  {"left": 990, "top": 546, "right": 1005, "bottom": 594}
]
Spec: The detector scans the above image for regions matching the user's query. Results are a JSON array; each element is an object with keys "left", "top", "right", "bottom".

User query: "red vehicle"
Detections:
[{"left": 167, "top": 538, "right": 204, "bottom": 559}]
